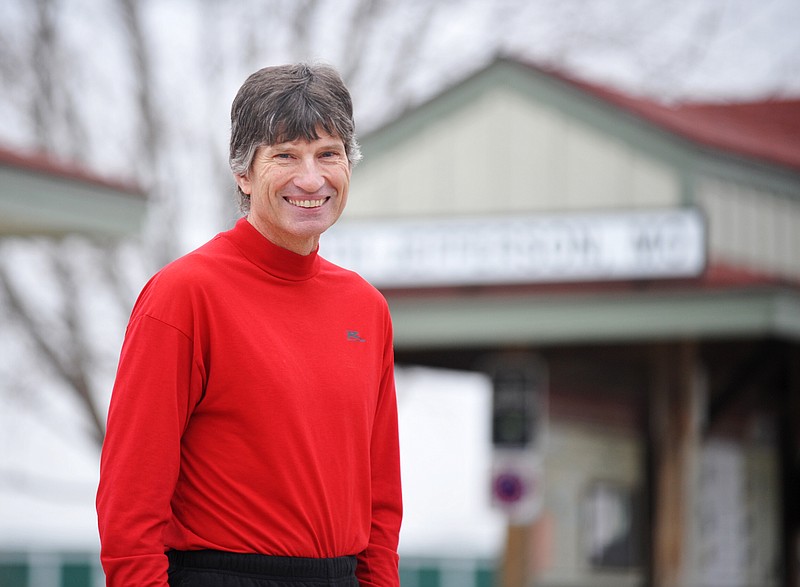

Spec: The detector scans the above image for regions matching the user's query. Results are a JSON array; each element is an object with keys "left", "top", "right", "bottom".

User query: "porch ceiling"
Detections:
[{"left": 386, "top": 286, "right": 800, "bottom": 349}]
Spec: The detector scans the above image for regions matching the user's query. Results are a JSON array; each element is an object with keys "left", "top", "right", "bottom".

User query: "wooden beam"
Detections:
[
  {"left": 648, "top": 342, "right": 702, "bottom": 587},
  {"left": 499, "top": 523, "right": 531, "bottom": 587}
]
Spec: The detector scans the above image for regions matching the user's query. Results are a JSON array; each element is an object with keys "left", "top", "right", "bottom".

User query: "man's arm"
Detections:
[
  {"left": 356, "top": 319, "right": 403, "bottom": 587},
  {"left": 96, "top": 314, "right": 201, "bottom": 586}
]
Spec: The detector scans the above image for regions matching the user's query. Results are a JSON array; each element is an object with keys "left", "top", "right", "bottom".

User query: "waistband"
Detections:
[{"left": 167, "top": 550, "right": 357, "bottom": 580}]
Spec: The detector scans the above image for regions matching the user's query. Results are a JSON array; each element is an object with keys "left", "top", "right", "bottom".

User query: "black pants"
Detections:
[{"left": 167, "top": 550, "right": 359, "bottom": 587}]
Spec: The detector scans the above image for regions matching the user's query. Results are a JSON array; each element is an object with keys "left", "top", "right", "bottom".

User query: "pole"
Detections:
[
  {"left": 649, "top": 341, "right": 701, "bottom": 587},
  {"left": 500, "top": 523, "right": 531, "bottom": 587}
]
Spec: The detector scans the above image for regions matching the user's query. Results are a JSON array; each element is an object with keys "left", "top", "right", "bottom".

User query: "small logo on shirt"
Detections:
[{"left": 347, "top": 330, "right": 366, "bottom": 342}]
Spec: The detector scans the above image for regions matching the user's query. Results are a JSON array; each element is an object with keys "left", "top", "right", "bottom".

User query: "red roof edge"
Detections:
[
  {"left": 0, "top": 144, "right": 146, "bottom": 199},
  {"left": 503, "top": 57, "right": 800, "bottom": 173}
]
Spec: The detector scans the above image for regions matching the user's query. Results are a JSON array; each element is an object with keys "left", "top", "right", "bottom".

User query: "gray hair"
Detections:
[{"left": 229, "top": 62, "right": 362, "bottom": 214}]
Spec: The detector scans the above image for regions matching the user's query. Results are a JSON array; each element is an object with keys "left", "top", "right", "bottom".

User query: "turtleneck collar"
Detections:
[{"left": 223, "top": 217, "right": 320, "bottom": 281}]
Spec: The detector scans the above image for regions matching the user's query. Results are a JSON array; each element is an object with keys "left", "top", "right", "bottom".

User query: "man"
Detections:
[{"left": 97, "top": 63, "right": 402, "bottom": 587}]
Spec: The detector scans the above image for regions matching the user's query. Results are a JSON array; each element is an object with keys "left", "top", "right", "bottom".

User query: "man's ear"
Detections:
[{"left": 234, "top": 173, "right": 252, "bottom": 195}]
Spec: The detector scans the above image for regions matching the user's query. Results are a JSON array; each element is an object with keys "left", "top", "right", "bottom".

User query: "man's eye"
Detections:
[{"left": 275, "top": 153, "right": 293, "bottom": 159}]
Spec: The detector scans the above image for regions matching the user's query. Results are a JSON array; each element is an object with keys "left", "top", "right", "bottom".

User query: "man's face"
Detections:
[{"left": 235, "top": 130, "right": 351, "bottom": 255}]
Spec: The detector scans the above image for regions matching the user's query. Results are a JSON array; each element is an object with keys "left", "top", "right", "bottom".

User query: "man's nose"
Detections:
[{"left": 293, "top": 158, "right": 325, "bottom": 193}]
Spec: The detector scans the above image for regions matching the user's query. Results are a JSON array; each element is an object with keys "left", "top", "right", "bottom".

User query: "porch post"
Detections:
[{"left": 647, "top": 341, "right": 703, "bottom": 587}]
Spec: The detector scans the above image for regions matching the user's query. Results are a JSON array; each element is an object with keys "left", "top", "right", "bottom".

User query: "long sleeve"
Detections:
[
  {"left": 96, "top": 314, "right": 205, "bottom": 586},
  {"left": 356, "top": 318, "right": 403, "bottom": 587}
]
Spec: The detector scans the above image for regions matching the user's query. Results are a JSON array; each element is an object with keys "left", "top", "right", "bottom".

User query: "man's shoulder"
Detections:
[
  {"left": 319, "top": 257, "right": 388, "bottom": 304},
  {"left": 156, "top": 234, "right": 231, "bottom": 280},
  {"left": 135, "top": 235, "right": 232, "bottom": 303},
  {"left": 127, "top": 235, "right": 237, "bottom": 329}
]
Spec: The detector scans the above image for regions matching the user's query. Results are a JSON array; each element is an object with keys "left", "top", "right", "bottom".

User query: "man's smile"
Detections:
[{"left": 285, "top": 196, "right": 330, "bottom": 209}]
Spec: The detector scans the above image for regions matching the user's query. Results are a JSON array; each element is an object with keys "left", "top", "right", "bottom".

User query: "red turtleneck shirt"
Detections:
[{"left": 97, "top": 218, "right": 402, "bottom": 586}]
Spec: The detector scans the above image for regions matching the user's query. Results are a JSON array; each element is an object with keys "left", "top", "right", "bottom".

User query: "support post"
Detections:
[
  {"left": 499, "top": 523, "right": 531, "bottom": 587},
  {"left": 647, "top": 342, "right": 702, "bottom": 587}
]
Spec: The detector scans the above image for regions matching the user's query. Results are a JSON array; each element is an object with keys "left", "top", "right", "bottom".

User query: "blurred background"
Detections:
[{"left": 1, "top": 1, "right": 799, "bottom": 586}]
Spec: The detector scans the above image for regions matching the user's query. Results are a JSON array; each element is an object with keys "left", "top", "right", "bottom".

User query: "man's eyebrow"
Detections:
[{"left": 319, "top": 142, "right": 345, "bottom": 151}]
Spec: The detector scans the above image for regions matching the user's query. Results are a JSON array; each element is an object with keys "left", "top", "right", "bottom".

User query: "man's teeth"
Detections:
[{"left": 289, "top": 198, "right": 326, "bottom": 208}]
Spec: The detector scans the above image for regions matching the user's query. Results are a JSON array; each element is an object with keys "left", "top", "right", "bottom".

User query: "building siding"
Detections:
[{"left": 348, "top": 85, "right": 683, "bottom": 220}]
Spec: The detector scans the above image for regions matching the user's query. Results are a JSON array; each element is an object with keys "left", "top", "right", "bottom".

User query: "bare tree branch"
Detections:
[
  {"left": 0, "top": 253, "right": 105, "bottom": 446},
  {"left": 378, "top": 2, "right": 439, "bottom": 112},
  {"left": 337, "top": 0, "right": 386, "bottom": 83},
  {"left": 31, "top": 0, "right": 57, "bottom": 151},
  {"left": 117, "top": 0, "right": 181, "bottom": 268},
  {"left": 117, "top": 0, "right": 161, "bottom": 185},
  {"left": 286, "top": 0, "right": 321, "bottom": 61},
  {"left": 636, "top": 4, "right": 727, "bottom": 97}
]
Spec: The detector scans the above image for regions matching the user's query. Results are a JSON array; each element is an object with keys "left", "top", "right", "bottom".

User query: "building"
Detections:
[{"left": 324, "top": 57, "right": 800, "bottom": 586}]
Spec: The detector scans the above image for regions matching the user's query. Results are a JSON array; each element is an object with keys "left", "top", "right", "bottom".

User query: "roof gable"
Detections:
[
  {"left": 358, "top": 57, "right": 800, "bottom": 184},
  {"left": 554, "top": 70, "right": 800, "bottom": 173},
  {"left": 349, "top": 59, "right": 689, "bottom": 218}
]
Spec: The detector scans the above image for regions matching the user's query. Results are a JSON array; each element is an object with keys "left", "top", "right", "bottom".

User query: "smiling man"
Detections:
[
  {"left": 97, "top": 63, "right": 402, "bottom": 587},
  {"left": 238, "top": 131, "right": 350, "bottom": 255}
]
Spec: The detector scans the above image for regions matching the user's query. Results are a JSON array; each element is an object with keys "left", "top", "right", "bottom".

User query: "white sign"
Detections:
[
  {"left": 491, "top": 450, "right": 544, "bottom": 524},
  {"left": 322, "top": 208, "right": 706, "bottom": 288}
]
